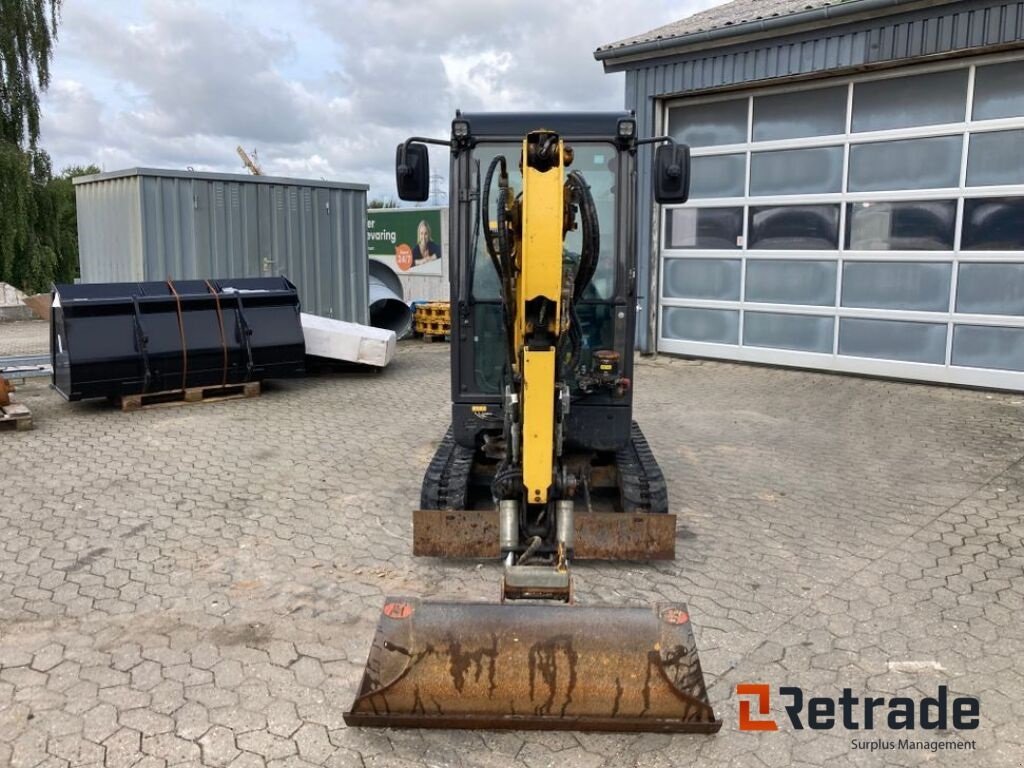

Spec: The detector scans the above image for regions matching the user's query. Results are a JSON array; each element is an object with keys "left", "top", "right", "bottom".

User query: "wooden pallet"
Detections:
[
  {"left": 0, "top": 402, "right": 33, "bottom": 431},
  {"left": 119, "top": 382, "right": 260, "bottom": 412},
  {"left": 414, "top": 301, "right": 451, "bottom": 323},
  {"left": 414, "top": 319, "right": 451, "bottom": 335},
  {"left": 420, "top": 332, "right": 450, "bottom": 343}
]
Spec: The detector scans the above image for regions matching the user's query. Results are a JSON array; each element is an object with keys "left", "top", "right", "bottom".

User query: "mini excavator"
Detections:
[{"left": 345, "top": 112, "right": 721, "bottom": 733}]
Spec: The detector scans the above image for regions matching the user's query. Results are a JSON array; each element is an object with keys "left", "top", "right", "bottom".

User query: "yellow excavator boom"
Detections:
[{"left": 517, "top": 134, "right": 566, "bottom": 504}]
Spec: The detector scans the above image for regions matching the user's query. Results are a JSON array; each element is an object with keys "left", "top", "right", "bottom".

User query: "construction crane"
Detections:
[
  {"left": 428, "top": 173, "right": 447, "bottom": 205},
  {"left": 236, "top": 146, "right": 264, "bottom": 176}
]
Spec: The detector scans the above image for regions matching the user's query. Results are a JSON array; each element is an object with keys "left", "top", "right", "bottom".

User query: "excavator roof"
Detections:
[{"left": 454, "top": 111, "right": 634, "bottom": 140}]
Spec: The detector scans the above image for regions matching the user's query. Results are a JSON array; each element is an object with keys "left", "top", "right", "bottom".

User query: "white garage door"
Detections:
[{"left": 658, "top": 54, "right": 1024, "bottom": 390}]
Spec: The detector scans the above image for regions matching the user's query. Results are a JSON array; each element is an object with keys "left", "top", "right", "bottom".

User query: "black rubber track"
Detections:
[
  {"left": 420, "top": 427, "right": 475, "bottom": 510},
  {"left": 615, "top": 421, "right": 670, "bottom": 514},
  {"left": 422, "top": 422, "right": 669, "bottom": 514}
]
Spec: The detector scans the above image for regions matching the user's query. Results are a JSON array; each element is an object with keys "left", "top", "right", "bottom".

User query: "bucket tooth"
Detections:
[{"left": 344, "top": 596, "right": 721, "bottom": 733}]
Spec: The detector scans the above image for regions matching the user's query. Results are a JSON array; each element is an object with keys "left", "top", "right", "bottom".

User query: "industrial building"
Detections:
[{"left": 597, "top": 0, "right": 1024, "bottom": 389}]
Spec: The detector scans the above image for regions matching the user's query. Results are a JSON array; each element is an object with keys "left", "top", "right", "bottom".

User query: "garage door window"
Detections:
[
  {"left": 956, "top": 263, "right": 1024, "bottom": 314},
  {"left": 745, "top": 260, "right": 836, "bottom": 306},
  {"left": 748, "top": 205, "right": 840, "bottom": 249},
  {"left": 848, "top": 136, "right": 962, "bottom": 191},
  {"left": 962, "top": 197, "right": 1024, "bottom": 250},
  {"left": 752, "top": 85, "right": 847, "bottom": 141},
  {"left": 967, "top": 130, "right": 1024, "bottom": 186},
  {"left": 851, "top": 69, "right": 969, "bottom": 132},
  {"left": 665, "top": 207, "right": 743, "bottom": 250},
  {"left": 750, "top": 147, "right": 844, "bottom": 195},
  {"left": 845, "top": 201, "right": 957, "bottom": 251},
  {"left": 667, "top": 98, "right": 747, "bottom": 147},
  {"left": 973, "top": 60, "right": 1024, "bottom": 120},
  {"left": 690, "top": 154, "right": 746, "bottom": 198}
]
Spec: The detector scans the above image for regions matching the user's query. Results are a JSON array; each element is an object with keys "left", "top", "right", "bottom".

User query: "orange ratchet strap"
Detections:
[
  {"left": 204, "top": 279, "right": 229, "bottom": 388},
  {"left": 166, "top": 278, "right": 188, "bottom": 392}
]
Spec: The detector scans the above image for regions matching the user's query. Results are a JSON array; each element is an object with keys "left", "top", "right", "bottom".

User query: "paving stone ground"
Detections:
[
  {"left": 1, "top": 321, "right": 49, "bottom": 356},
  {"left": 1, "top": 318, "right": 1022, "bottom": 767}
]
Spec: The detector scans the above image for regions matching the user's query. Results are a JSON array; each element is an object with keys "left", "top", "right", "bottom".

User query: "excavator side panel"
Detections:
[{"left": 344, "top": 597, "right": 721, "bottom": 733}]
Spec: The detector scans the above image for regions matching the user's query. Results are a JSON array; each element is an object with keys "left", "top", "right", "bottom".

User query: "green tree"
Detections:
[
  {"left": 1, "top": 0, "right": 61, "bottom": 149},
  {"left": 48, "top": 164, "right": 99, "bottom": 282},
  {"left": 0, "top": 1, "right": 67, "bottom": 293},
  {"left": 0, "top": 139, "right": 33, "bottom": 285}
]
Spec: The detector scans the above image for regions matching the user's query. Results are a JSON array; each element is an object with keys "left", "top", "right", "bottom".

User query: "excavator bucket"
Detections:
[{"left": 344, "top": 597, "right": 721, "bottom": 733}]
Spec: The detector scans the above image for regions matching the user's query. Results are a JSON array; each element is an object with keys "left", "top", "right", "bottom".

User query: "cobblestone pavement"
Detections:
[
  {"left": 1, "top": 319, "right": 1022, "bottom": 767},
  {"left": 0, "top": 320, "right": 48, "bottom": 356}
]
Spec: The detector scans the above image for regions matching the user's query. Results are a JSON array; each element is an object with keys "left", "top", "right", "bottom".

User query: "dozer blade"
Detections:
[
  {"left": 413, "top": 509, "right": 676, "bottom": 560},
  {"left": 344, "top": 597, "right": 721, "bottom": 733}
]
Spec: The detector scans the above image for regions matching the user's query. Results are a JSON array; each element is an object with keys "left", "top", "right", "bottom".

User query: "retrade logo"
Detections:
[
  {"left": 736, "top": 684, "right": 979, "bottom": 732},
  {"left": 737, "top": 684, "right": 778, "bottom": 731}
]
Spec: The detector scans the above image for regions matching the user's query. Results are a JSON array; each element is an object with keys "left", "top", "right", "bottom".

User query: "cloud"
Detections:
[
  {"left": 64, "top": 1, "right": 314, "bottom": 143},
  {"left": 39, "top": 0, "right": 721, "bottom": 196},
  {"left": 38, "top": 79, "right": 105, "bottom": 153}
]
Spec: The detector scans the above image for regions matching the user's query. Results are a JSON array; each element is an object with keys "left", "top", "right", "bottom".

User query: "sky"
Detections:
[{"left": 39, "top": 0, "right": 721, "bottom": 199}]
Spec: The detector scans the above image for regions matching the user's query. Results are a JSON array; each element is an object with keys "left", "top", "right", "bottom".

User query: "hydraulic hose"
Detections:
[
  {"left": 481, "top": 155, "right": 517, "bottom": 377},
  {"left": 566, "top": 170, "right": 600, "bottom": 303},
  {"left": 481, "top": 155, "right": 508, "bottom": 292},
  {"left": 561, "top": 171, "right": 600, "bottom": 376}
]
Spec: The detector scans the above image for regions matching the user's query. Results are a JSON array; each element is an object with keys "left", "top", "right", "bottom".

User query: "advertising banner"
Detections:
[{"left": 367, "top": 208, "right": 443, "bottom": 276}]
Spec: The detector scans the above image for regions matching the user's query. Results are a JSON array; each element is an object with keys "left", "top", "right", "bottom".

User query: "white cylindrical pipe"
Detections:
[
  {"left": 556, "top": 499, "right": 574, "bottom": 552},
  {"left": 499, "top": 500, "right": 519, "bottom": 551},
  {"left": 368, "top": 261, "right": 412, "bottom": 338}
]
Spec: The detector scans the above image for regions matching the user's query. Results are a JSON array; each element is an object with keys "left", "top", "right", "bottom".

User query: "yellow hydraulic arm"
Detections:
[{"left": 516, "top": 132, "right": 567, "bottom": 505}]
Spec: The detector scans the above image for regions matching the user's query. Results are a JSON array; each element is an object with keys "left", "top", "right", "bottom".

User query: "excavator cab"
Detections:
[
  {"left": 453, "top": 117, "right": 643, "bottom": 463},
  {"left": 345, "top": 113, "right": 718, "bottom": 733}
]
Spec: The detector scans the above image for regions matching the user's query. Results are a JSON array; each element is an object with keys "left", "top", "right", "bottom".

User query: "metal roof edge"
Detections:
[
  {"left": 367, "top": 205, "right": 448, "bottom": 213},
  {"left": 594, "top": 0, "right": 957, "bottom": 67},
  {"left": 73, "top": 166, "right": 370, "bottom": 191}
]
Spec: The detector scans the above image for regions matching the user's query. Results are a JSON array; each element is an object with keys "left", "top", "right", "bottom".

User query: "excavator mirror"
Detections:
[
  {"left": 653, "top": 143, "right": 691, "bottom": 205},
  {"left": 395, "top": 142, "right": 430, "bottom": 202}
]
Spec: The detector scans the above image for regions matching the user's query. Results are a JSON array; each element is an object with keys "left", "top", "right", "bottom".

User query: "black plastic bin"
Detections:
[{"left": 52, "top": 277, "right": 306, "bottom": 401}]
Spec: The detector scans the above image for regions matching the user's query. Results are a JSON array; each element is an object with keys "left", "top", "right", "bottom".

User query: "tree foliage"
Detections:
[
  {"left": 0, "top": 150, "right": 92, "bottom": 292},
  {"left": 48, "top": 164, "right": 99, "bottom": 282},
  {"left": 1, "top": 0, "right": 61, "bottom": 149},
  {"left": 0, "top": 1, "right": 87, "bottom": 293}
]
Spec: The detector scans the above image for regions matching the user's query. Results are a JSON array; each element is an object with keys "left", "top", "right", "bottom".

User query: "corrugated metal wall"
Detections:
[
  {"left": 617, "top": 0, "right": 1024, "bottom": 350},
  {"left": 141, "top": 175, "right": 202, "bottom": 278},
  {"left": 77, "top": 176, "right": 143, "bottom": 283},
  {"left": 75, "top": 170, "right": 370, "bottom": 323}
]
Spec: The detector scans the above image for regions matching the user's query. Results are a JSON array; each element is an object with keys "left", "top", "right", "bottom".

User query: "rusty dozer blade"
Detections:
[
  {"left": 413, "top": 509, "right": 677, "bottom": 560},
  {"left": 344, "top": 597, "right": 721, "bottom": 733}
]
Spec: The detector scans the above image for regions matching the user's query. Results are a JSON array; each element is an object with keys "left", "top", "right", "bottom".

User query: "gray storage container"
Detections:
[{"left": 74, "top": 168, "right": 370, "bottom": 323}]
